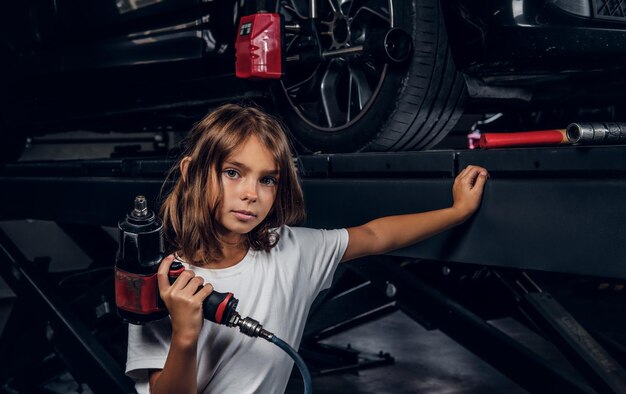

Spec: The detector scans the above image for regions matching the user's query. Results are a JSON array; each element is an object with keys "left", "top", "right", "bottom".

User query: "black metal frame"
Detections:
[
  {"left": 3, "top": 146, "right": 626, "bottom": 277},
  {"left": 343, "top": 257, "right": 599, "bottom": 393},
  {"left": 0, "top": 229, "right": 135, "bottom": 393},
  {"left": 1, "top": 145, "right": 626, "bottom": 392},
  {"left": 495, "top": 270, "right": 626, "bottom": 393}
]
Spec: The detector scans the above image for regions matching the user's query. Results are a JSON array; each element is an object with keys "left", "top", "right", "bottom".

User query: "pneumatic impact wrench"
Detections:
[{"left": 114, "top": 195, "right": 272, "bottom": 340}]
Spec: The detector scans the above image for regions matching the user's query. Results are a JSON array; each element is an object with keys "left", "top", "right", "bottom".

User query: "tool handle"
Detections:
[{"left": 168, "top": 261, "right": 238, "bottom": 325}]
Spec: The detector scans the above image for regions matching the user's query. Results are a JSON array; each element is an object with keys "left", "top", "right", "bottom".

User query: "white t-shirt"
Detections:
[{"left": 126, "top": 226, "right": 349, "bottom": 394}]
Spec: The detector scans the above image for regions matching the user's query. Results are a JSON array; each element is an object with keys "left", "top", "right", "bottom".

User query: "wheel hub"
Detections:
[{"left": 323, "top": 12, "right": 351, "bottom": 49}]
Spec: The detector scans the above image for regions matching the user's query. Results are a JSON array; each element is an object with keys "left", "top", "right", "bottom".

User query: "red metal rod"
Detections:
[{"left": 479, "top": 129, "right": 568, "bottom": 149}]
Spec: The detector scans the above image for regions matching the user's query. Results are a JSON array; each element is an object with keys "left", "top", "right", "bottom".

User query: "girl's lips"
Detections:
[{"left": 232, "top": 210, "right": 256, "bottom": 221}]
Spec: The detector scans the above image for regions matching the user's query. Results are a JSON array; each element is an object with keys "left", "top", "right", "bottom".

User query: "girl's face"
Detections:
[{"left": 216, "top": 134, "right": 279, "bottom": 243}]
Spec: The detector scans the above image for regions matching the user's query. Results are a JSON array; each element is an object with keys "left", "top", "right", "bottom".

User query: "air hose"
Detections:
[
  {"left": 271, "top": 335, "right": 313, "bottom": 394},
  {"left": 217, "top": 305, "right": 313, "bottom": 394}
]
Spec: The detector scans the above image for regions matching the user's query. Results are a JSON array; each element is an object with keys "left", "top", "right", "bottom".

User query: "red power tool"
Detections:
[
  {"left": 114, "top": 195, "right": 240, "bottom": 327},
  {"left": 113, "top": 196, "right": 268, "bottom": 337},
  {"left": 114, "top": 196, "right": 311, "bottom": 392}
]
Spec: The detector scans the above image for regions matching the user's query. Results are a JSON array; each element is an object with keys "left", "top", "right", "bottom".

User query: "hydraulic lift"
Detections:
[{"left": 1, "top": 144, "right": 626, "bottom": 393}]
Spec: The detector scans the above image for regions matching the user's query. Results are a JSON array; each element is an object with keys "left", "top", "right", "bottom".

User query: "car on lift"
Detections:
[{"left": 2, "top": 0, "right": 626, "bottom": 160}]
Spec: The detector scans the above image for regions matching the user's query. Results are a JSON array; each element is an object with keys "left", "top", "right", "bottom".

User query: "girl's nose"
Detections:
[{"left": 241, "top": 180, "right": 257, "bottom": 201}]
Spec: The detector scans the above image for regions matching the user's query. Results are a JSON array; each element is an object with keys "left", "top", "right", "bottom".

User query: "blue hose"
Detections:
[{"left": 270, "top": 335, "right": 313, "bottom": 394}]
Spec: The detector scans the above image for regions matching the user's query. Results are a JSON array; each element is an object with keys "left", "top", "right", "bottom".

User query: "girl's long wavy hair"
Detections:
[{"left": 160, "top": 104, "right": 306, "bottom": 265}]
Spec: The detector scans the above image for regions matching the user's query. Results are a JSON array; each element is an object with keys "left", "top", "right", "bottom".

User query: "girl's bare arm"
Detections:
[
  {"left": 149, "top": 255, "right": 214, "bottom": 394},
  {"left": 342, "top": 165, "right": 488, "bottom": 263},
  {"left": 148, "top": 334, "right": 197, "bottom": 394}
]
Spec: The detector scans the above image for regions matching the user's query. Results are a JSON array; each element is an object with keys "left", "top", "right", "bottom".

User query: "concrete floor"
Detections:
[{"left": 286, "top": 312, "right": 531, "bottom": 394}]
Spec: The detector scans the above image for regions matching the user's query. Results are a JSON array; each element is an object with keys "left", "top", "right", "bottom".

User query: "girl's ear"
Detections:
[{"left": 180, "top": 156, "right": 192, "bottom": 182}]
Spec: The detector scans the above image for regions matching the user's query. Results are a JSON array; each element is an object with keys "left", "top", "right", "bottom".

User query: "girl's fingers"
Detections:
[
  {"left": 169, "top": 270, "right": 196, "bottom": 292},
  {"left": 461, "top": 166, "right": 488, "bottom": 186},
  {"left": 462, "top": 167, "right": 479, "bottom": 186},
  {"left": 157, "top": 254, "right": 176, "bottom": 292},
  {"left": 179, "top": 276, "right": 205, "bottom": 296},
  {"left": 458, "top": 165, "right": 479, "bottom": 182},
  {"left": 458, "top": 166, "right": 471, "bottom": 178},
  {"left": 157, "top": 255, "right": 199, "bottom": 294},
  {"left": 473, "top": 170, "right": 488, "bottom": 191},
  {"left": 194, "top": 282, "right": 214, "bottom": 301}
]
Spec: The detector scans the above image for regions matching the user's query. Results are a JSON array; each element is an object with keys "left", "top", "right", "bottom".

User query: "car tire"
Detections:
[{"left": 275, "top": 0, "right": 465, "bottom": 153}]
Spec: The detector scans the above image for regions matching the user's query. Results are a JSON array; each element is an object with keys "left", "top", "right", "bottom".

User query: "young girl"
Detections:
[{"left": 125, "top": 104, "right": 489, "bottom": 394}]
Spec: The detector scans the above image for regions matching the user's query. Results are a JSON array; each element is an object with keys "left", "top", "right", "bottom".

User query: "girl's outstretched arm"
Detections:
[{"left": 341, "top": 165, "right": 489, "bottom": 263}]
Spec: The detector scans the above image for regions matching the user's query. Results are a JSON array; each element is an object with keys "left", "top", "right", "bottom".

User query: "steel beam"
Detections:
[{"left": 1, "top": 146, "right": 626, "bottom": 278}]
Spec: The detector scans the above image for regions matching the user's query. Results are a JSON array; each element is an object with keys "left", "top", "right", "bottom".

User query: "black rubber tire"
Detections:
[{"left": 275, "top": 0, "right": 466, "bottom": 153}]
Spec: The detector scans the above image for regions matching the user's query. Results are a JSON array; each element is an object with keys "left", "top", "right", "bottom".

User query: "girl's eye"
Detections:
[
  {"left": 224, "top": 169, "right": 239, "bottom": 178},
  {"left": 261, "top": 177, "right": 277, "bottom": 186}
]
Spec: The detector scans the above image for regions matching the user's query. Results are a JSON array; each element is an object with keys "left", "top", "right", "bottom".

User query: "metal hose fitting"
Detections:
[
  {"left": 228, "top": 311, "right": 274, "bottom": 341},
  {"left": 566, "top": 122, "right": 626, "bottom": 144}
]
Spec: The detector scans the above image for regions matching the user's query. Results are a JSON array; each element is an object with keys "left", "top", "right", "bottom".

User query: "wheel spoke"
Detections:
[
  {"left": 281, "top": 0, "right": 308, "bottom": 19},
  {"left": 345, "top": 0, "right": 367, "bottom": 17},
  {"left": 338, "top": 0, "right": 353, "bottom": 16},
  {"left": 362, "top": 60, "right": 381, "bottom": 79},
  {"left": 284, "top": 64, "right": 324, "bottom": 103},
  {"left": 320, "top": 60, "right": 346, "bottom": 127},
  {"left": 352, "top": 0, "right": 390, "bottom": 25},
  {"left": 329, "top": 0, "right": 358, "bottom": 17},
  {"left": 285, "top": 34, "right": 299, "bottom": 52},
  {"left": 348, "top": 64, "right": 373, "bottom": 114},
  {"left": 326, "top": 0, "right": 339, "bottom": 13}
]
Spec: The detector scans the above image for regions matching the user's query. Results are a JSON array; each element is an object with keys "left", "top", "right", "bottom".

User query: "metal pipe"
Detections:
[
  {"left": 566, "top": 122, "right": 626, "bottom": 144},
  {"left": 285, "top": 23, "right": 301, "bottom": 34},
  {"left": 322, "top": 45, "right": 364, "bottom": 59},
  {"left": 309, "top": 0, "right": 318, "bottom": 18},
  {"left": 286, "top": 46, "right": 364, "bottom": 63}
]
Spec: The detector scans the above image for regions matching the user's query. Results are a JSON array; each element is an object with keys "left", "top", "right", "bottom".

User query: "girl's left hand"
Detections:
[{"left": 452, "top": 165, "right": 489, "bottom": 220}]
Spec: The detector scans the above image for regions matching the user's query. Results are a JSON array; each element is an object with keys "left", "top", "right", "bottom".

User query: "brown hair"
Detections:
[{"left": 161, "top": 103, "right": 305, "bottom": 265}]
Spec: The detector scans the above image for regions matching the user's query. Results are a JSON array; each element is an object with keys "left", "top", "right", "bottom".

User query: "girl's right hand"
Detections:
[
  {"left": 157, "top": 255, "right": 214, "bottom": 342},
  {"left": 451, "top": 165, "right": 489, "bottom": 220}
]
